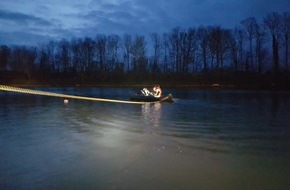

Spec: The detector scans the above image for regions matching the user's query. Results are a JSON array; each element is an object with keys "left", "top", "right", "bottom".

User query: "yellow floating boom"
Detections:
[{"left": 0, "top": 85, "right": 150, "bottom": 104}]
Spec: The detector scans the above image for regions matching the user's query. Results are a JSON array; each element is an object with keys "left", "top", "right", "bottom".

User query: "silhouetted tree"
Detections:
[
  {"left": 83, "top": 37, "right": 95, "bottom": 72},
  {"left": 182, "top": 28, "right": 197, "bottom": 72},
  {"left": 123, "top": 34, "right": 132, "bottom": 72},
  {"left": 0, "top": 45, "right": 10, "bottom": 70},
  {"left": 95, "top": 34, "right": 107, "bottom": 72},
  {"left": 228, "top": 29, "right": 239, "bottom": 71},
  {"left": 241, "top": 17, "right": 259, "bottom": 71},
  {"left": 131, "top": 35, "right": 147, "bottom": 73},
  {"left": 107, "top": 34, "right": 120, "bottom": 72},
  {"left": 58, "top": 39, "right": 71, "bottom": 73},
  {"left": 281, "top": 12, "right": 290, "bottom": 71},
  {"left": 70, "top": 38, "right": 83, "bottom": 73},
  {"left": 46, "top": 41, "right": 57, "bottom": 72},
  {"left": 197, "top": 27, "right": 210, "bottom": 72},
  {"left": 38, "top": 44, "right": 51, "bottom": 75},
  {"left": 150, "top": 32, "right": 162, "bottom": 72},
  {"left": 169, "top": 27, "right": 182, "bottom": 73},
  {"left": 161, "top": 33, "right": 170, "bottom": 72},
  {"left": 10, "top": 46, "right": 36, "bottom": 80},
  {"left": 264, "top": 12, "right": 282, "bottom": 74},
  {"left": 168, "top": 27, "right": 197, "bottom": 73},
  {"left": 235, "top": 27, "right": 246, "bottom": 71},
  {"left": 255, "top": 24, "right": 267, "bottom": 73},
  {"left": 231, "top": 27, "right": 246, "bottom": 71},
  {"left": 208, "top": 26, "right": 231, "bottom": 69}
]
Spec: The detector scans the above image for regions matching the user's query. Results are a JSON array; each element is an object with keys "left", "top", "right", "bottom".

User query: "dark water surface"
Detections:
[{"left": 1, "top": 87, "right": 290, "bottom": 190}]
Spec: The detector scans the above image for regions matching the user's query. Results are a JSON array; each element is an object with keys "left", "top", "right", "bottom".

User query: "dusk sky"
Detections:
[{"left": 0, "top": 0, "right": 289, "bottom": 46}]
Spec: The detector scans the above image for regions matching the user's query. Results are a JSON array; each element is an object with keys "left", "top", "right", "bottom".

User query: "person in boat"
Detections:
[
  {"left": 141, "top": 85, "right": 162, "bottom": 98},
  {"left": 141, "top": 87, "right": 153, "bottom": 96},
  {"left": 153, "top": 84, "right": 162, "bottom": 98}
]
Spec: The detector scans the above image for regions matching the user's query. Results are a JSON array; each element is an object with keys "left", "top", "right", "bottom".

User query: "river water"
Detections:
[{"left": 0, "top": 87, "right": 290, "bottom": 190}]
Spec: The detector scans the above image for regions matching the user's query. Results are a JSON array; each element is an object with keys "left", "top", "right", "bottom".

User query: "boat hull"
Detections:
[{"left": 130, "top": 93, "right": 174, "bottom": 103}]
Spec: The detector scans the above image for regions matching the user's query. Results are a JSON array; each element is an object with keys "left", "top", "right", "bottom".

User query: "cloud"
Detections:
[
  {"left": 0, "top": 31, "right": 51, "bottom": 46},
  {"left": 0, "top": 9, "right": 52, "bottom": 26},
  {"left": 79, "top": 0, "right": 177, "bottom": 35},
  {"left": 0, "top": 0, "right": 289, "bottom": 45},
  {"left": 0, "top": 9, "right": 74, "bottom": 45}
]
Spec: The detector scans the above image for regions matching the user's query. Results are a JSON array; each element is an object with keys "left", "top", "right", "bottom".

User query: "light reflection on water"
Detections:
[{"left": 0, "top": 88, "right": 290, "bottom": 189}]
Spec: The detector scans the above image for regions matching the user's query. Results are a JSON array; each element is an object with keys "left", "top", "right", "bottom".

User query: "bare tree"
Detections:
[
  {"left": 231, "top": 27, "right": 246, "bottom": 71},
  {"left": 255, "top": 25, "right": 267, "bottom": 73},
  {"left": 264, "top": 12, "right": 282, "bottom": 74},
  {"left": 162, "top": 33, "right": 170, "bottom": 72},
  {"left": 281, "top": 12, "right": 290, "bottom": 71},
  {"left": 150, "top": 32, "right": 162, "bottom": 72},
  {"left": 70, "top": 38, "right": 82, "bottom": 73},
  {"left": 236, "top": 27, "right": 246, "bottom": 71},
  {"left": 70, "top": 37, "right": 94, "bottom": 73},
  {"left": 208, "top": 26, "right": 231, "bottom": 69},
  {"left": 182, "top": 28, "right": 197, "bottom": 72},
  {"left": 197, "top": 27, "right": 210, "bottom": 72},
  {"left": 241, "top": 17, "right": 259, "bottom": 71},
  {"left": 82, "top": 37, "right": 95, "bottom": 71},
  {"left": 95, "top": 34, "right": 107, "bottom": 71},
  {"left": 228, "top": 29, "right": 239, "bottom": 71},
  {"left": 123, "top": 34, "right": 132, "bottom": 72},
  {"left": 131, "top": 35, "right": 147, "bottom": 73},
  {"left": 46, "top": 41, "right": 57, "bottom": 72},
  {"left": 58, "top": 39, "right": 71, "bottom": 73},
  {"left": 38, "top": 44, "right": 51, "bottom": 75},
  {"left": 168, "top": 27, "right": 183, "bottom": 73},
  {"left": 10, "top": 46, "right": 36, "bottom": 80},
  {"left": 0, "top": 45, "right": 10, "bottom": 70},
  {"left": 107, "top": 34, "right": 120, "bottom": 71}
]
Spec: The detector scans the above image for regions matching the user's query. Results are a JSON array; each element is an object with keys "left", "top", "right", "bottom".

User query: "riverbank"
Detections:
[{"left": 1, "top": 70, "right": 290, "bottom": 90}]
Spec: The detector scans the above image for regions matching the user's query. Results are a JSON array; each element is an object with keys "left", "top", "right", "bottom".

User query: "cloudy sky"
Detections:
[{"left": 0, "top": 0, "right": 289, "bottom": 45}]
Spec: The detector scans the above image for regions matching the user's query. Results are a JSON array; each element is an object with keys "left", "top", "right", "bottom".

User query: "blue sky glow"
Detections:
[{"left": 0, "top": 0, "right": 289, "bottom": 45}]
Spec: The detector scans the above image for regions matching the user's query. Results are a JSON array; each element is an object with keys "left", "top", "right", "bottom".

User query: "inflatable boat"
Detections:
[{"left": 130, "top": 93, "right": 174, "bottom": 103}]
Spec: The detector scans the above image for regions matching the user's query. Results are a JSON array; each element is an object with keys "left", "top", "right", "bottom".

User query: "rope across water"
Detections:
[{"left": 0, "top": 85, "right": 151, "bottom": 104}]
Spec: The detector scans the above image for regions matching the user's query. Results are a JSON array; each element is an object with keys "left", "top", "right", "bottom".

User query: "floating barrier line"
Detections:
[{"left": 0, "top": 85, "right": 152, "bottom": 104}]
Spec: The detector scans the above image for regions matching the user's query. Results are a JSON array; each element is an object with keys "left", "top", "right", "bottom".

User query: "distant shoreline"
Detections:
[
  {"left": 2, "top": 83, "right": 289, "bottom": 91},
  {"left": 1, "top": 70, "right": 290, "bottom": 90}
]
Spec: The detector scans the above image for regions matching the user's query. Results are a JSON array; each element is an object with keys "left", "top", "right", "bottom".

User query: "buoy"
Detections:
[{"left": 64, "top": 99, "right": 69, "bottom": 104}]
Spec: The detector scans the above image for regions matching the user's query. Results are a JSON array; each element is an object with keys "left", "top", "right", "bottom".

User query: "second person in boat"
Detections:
[{"left": 153, "top": 84, "right": 162, "bottom": 98}]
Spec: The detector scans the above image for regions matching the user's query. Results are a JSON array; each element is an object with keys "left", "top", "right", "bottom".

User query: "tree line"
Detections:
[{"left": 0, "top": 11, "right": 290, "bottom": 86}]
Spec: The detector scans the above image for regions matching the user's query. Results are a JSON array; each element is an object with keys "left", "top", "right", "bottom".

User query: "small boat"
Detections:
[{"left": 130, "top": 93, "right": 174, "bottom": 103}]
